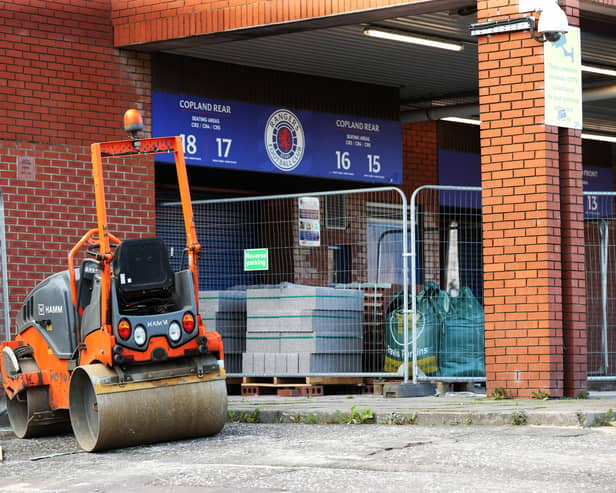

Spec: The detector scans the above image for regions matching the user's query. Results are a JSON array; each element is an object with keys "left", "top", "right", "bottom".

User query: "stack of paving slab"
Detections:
[
  {"left": 199, "top": 289, "right": 247, "bottom": 373},
  {"left": 242, "top": 284, "right": 364, "bottom": 374}
]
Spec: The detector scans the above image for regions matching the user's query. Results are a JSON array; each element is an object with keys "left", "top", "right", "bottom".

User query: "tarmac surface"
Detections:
[
  {"left": 3, "top": 387, "right": 616, "bottom": 492},
  {"left": 4, "top": 388, "right": 616, "bottom": 437}
]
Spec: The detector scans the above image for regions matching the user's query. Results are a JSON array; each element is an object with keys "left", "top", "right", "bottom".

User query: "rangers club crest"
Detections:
[{"left": 264, "top": 109, "right": 305, "bottom": 171}]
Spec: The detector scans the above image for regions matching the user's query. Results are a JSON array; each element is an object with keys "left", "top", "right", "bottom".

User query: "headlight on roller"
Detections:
[
  {"left": 134, "top": 325, "right": 147, "bottom": 346},
  {"left": 168, "top": 321, "right": 182, "bottom": 343}
]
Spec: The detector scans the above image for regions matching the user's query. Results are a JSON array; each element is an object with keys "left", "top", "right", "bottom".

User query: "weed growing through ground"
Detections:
[
  {"left": 531, "top": 390, "right": 550, "bottom": 400},
  {"left": 383, "top": 412, "right": 417, "bottom": 425},
  {"left": 593, "top": 409, "right": 616, "bottom": 427},
  {"left": 510, "top": 409, "right": 528, "bottom": 425},
  {"left": 491, "top": 388, "right": 512, "bottom": 400},
  {"left": 328, "top": 410, "right": 347, "bottom": 424},
  {"left": 228, "top": 408, "right": 260, "bottom": 423},
  {"left": 346, "top": 406, "right": 375, "bottom": 424}
]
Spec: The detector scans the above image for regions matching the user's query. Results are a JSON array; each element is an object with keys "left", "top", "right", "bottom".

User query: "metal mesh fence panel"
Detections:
[
  {"left": 584, "top": 191, "right": 616, "bottom": 379},
  {"left": 410, "top": 186, "right": 484, "bottom": 383},
  {"left": 157, "top": 187, "right": 408, "bottom": 377},
  {"left": 0, "top": 191, "right": 9, "bottom": 339}
]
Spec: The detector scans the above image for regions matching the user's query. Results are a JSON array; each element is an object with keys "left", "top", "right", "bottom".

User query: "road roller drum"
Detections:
[{"left": 70, "top": 359, "right": 227, "bottom": 451}]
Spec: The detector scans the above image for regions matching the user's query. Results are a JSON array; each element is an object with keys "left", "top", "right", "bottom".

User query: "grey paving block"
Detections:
[
  {"left": 240, "top": 353, "right": 302, "bottom": 375},
  {"left": 298, "top": 353, "right": 310, "bottom": 373},
  {"left": 245, "top": 331, "right": 281, "bottom": 353},
  {"left": 264, "top": 353, "right": 277, "bottom": 374},
  {"left": 253, "top": 352, "right": 265, "bottom": 374},
  {"left": 204, "top": 312, "right": 246, "bottom": 337},
  {"left": 247, "top": 316, "right": 282, "bottom": 332},
  {"left": 284, "top": 353, "right": 299, "bottom": 374},
  {"left": 221, "top": 334, "right": 246, "bottom": 353},
  {"left": 278, "top": 332, "right": 363, "bottom": 354},
  {"left": 309, "top": 353, "right": 362, "bottom": 372},
  {"left": 242, "top": 352, "right": 253, "bottom": 373},
  {"left": 274, "top": 353, "right": 287, "bottom": 374},
  {"left": 246, "top": 286, "right": 364, "bottom": 314},
  {"left": 247, "top": 309, "right": 363, "bottom": 333},
  {"left": 199, "top": 290, "right": 247, "bottom": 314},
  {"left": 242, "top": 349, "right": 362, "bottom": 374}
]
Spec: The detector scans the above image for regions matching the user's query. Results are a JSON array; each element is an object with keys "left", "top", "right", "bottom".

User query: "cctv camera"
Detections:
[
  {"left": 536, "top": 0, "right": 569, "bottom": 43},
  {"left": 543, "top": 31, "right": 562, "bottom": 42}
]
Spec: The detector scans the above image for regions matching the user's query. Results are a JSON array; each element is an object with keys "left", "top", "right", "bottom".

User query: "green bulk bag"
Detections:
[
  {"left": 384, "top": 281, "right": 448, "bottom": 375},
  {"left": 440, "top": 286, "right": 485, "bottom": 377}
]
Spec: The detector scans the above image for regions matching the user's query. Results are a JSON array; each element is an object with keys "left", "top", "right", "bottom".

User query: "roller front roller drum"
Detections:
[{"left": 69, "top": 360, "right": 227, "bottom": 452}]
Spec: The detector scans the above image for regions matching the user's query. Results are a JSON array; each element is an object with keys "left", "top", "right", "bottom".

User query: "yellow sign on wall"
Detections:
[{"left": 544, "top": 26, "right": 582, "bottom": 129}]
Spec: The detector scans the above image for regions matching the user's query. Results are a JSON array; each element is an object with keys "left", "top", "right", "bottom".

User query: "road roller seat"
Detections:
[{"left": 112, "top": 237, "right": 175, "bottom": 307}]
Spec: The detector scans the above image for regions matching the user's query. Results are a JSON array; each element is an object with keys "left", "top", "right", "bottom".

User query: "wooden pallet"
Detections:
[
  {"left": 242, "top": 385, "right": 324, "bottom": 397},
  {"left": 241, "top": 379, "right": 323, "bottom": 397},
  {"left": 240, "top": 376, "right": 365, "bottom": 397}
]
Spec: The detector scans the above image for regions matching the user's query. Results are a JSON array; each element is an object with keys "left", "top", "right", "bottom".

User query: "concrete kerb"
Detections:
[{"left": 226, "top": 392, "right": 616, "bottom": 428}]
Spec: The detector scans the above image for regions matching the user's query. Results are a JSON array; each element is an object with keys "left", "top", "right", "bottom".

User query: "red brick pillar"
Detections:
[
  {"left": 402, "top": 122, "right": 438, "bottom": 194},
  {"left": 402, "top": 122, "right": 441, "bottom": 282},
  {"left": 477, "top": 0, "right": 585, "bottom": 398}
]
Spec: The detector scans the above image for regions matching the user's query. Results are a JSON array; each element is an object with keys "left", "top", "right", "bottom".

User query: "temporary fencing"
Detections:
[
  {"left": 584, "top": 191, "right": 616, "bottom": 380},
  {"left": 158, "top": 187, "right": 411, "bottom": 379},
  {"left": 0, "top": 191, "right": 9, "bottom": 340},
  {"left": 158, "top": 186, "right": 616, "bottom": 384},
  {"left": 409, "top": 185, "right": 485, "bottom": 384}
]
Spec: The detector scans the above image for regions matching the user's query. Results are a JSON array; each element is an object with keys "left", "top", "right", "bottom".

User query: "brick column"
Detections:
[
  {"left": 478, "top": 0, "right": 585, "bottom": 398},
  {"left": 402, "top": 122, "right": 441, "bottom": 283}
]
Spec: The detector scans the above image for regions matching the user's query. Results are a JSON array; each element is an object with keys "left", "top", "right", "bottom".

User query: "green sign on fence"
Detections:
[{"left": 244, "top": 248, "right": 269, "bottom": 271}]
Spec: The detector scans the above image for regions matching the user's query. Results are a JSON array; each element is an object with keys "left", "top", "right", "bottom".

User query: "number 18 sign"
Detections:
[{"left": 152, "top": 91, "right": 402, "bottom": 184}]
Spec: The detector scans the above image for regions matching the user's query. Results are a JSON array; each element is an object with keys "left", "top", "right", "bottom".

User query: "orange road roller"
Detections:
[{"left": 0, "top": 110, "right": 227, "bottom": 451}]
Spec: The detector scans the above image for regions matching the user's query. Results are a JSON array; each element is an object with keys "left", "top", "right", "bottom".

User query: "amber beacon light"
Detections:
[{"left": 123, "top": 108, "right": 144, "bottom": 138}]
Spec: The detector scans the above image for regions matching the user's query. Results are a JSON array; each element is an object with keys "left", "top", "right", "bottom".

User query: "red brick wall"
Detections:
[
  {"left": 477, "top": 0, "right": 585, "bottom": 397},
  {"left": 112, "top": 0, "right": 425, "bottom": 46},
  {"left": 1, "top": 1, "right": 151, "bottom": 146},
  {"left": 1, "top": 1, "right": 154, "bottom": 333}
]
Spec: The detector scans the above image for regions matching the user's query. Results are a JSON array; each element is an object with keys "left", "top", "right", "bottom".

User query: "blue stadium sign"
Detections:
[{"left": 152, "top": 91, "right": 402, "bottom": 184}]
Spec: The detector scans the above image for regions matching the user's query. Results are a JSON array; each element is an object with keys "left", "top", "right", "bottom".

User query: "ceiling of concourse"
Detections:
[{"left": 149, "top": 6, "right": 616, "bottom": 134}]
